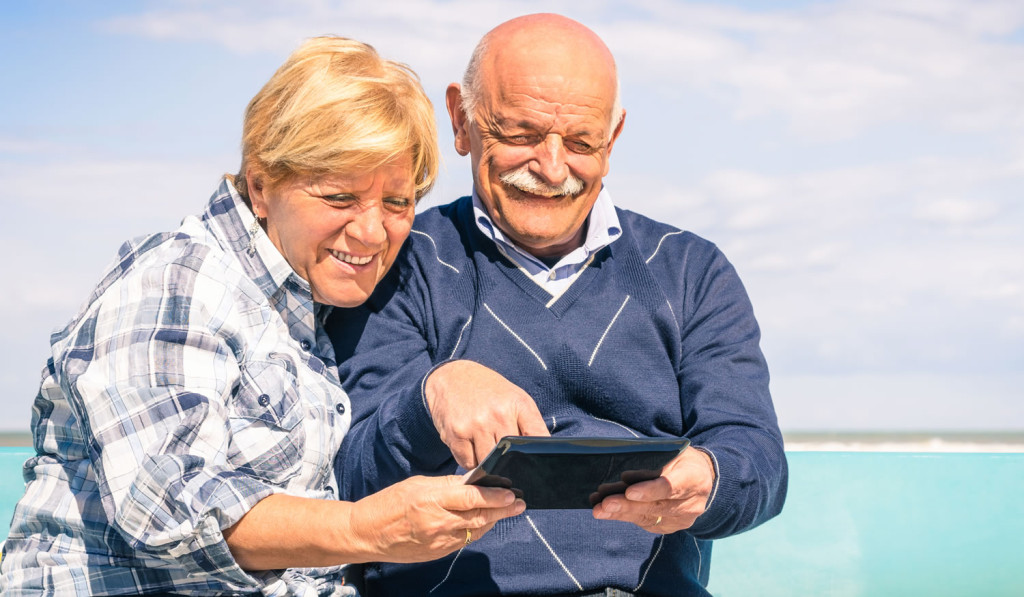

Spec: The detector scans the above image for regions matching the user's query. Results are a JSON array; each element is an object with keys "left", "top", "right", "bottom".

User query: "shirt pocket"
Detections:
[{"left": 228, "top": 354, "right": 306, "bottom": 485}]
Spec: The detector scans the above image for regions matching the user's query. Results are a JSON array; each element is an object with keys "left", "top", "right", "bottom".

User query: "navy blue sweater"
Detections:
[{"left": 328, "top": 196, "right": 787, "bottom": 596}]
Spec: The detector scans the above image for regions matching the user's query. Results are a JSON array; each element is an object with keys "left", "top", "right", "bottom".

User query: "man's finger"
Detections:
[
  {"left": 515, "top": 400, "right": 551, "bottom": 437},
  {"left": 450, "top": 439, "right": 477, "bottom": 470}
]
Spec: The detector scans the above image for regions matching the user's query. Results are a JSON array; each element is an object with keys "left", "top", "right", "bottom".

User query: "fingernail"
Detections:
[{"left": 604, "top": 501, "right": 621, "bottom": 513}]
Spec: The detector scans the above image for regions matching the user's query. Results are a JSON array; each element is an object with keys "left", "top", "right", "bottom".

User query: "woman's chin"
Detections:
[{"left": 313, "top": 282, "right": 373, "bottom": 308}]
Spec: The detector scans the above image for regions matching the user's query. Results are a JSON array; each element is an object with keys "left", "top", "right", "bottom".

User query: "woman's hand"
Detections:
[
  {"left": 347, "top": 474, "right": 525, "bottom": 563},
  {"left": 224, "top": 475, "right": 523, "bottom": 570}
]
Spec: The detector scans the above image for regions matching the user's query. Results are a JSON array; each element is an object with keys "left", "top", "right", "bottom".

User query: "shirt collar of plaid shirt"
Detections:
[{"left": 219, "top": 178, "right": 334, "bottom": 323}]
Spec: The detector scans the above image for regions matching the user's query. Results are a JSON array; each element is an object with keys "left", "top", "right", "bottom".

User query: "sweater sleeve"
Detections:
[
  {"left": 670, "top": 242, "right": 788, "bottom": 539},
  {"left": 327, "top": 256, "right": 455, "bottom": 502}
]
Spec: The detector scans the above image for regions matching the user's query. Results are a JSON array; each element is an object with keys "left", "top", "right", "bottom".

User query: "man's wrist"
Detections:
[{"left": 692, "top": 446, "right": 720, "bottom": 510}]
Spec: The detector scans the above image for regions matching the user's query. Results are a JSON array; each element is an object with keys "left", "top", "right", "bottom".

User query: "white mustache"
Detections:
[{"left": 499, "top": 166, "right": 584, "bottom": 198}]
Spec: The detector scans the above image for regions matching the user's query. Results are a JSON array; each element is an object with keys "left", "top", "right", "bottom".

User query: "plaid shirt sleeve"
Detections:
[{"left": 54, "top": 236, "right": 276, "bottom": 588}]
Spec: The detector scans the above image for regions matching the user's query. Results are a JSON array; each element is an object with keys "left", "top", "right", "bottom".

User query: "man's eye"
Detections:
[
  {"left": 566, "top": 140, "right": 597, "bottom": 154},
  {"left": 503, "top": 135, "right": 537, "bottom": 146}
]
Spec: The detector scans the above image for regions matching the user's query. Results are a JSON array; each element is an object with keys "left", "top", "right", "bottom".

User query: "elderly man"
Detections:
[{"left": 328, "top": 13, "right": 787, "bottom": 597}]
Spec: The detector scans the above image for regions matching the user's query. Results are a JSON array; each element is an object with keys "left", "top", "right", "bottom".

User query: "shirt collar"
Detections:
[
  {"left": 471, "top": 186, "right": 621, "bottom": 272},
  {"left": 204, "top": 178, "right": 315, "bottom": 305}
]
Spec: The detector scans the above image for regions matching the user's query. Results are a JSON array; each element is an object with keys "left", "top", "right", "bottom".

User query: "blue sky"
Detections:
[{"left": 1, "top": 0, "right": 1022, "bottom": 433}]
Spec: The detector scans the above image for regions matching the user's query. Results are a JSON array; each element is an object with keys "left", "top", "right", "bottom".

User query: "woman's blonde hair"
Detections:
[{"left": 232, "top": 36, "right": 438, "bottom": 200}]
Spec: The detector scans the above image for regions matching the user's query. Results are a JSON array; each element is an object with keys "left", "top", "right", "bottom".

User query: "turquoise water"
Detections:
[
  {"left": 2, "top": 448, "right": 31, "bottom": 542},
  {"left": 707, "top": 452, "right": 1024, "bottom": 596},
  {"left": 3, "top": 449, "right": 1022, "bottom": 595}
]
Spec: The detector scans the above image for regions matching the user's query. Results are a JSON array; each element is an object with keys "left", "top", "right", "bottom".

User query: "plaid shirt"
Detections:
[{"left": 1, "top": 180, "right": 356, "bottom": 596}]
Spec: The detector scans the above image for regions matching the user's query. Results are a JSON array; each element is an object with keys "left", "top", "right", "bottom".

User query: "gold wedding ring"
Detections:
[
  {"left": 465, "top": 528, "right": 473, "bottom": 545},
  {"left": 654, "top": 516, "right": 663, "bottom": 526}
]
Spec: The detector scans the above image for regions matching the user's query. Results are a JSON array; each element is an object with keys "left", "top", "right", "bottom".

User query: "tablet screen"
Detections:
[{"left": 465, "top": 436, "right": 690, "bottom": 509}]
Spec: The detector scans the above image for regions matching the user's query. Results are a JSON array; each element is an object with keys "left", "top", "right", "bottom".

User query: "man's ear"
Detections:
[
  {"left": 446, "top": 83, "right": 471, "bottom": 156},
  {"left": 608, "top": 109, "right": 626, "bottom": 153},
  {"left": 601, "top": 109, "right": 627, "bottom": 177},
  {"left": 245, "top": 167, "right": 268, "bottom": 218}
]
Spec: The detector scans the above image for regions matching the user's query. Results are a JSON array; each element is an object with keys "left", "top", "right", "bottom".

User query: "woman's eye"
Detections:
[
  {"left": 323, "top": 194, "right": 356, "bottom": 205},
  {"left": 384, "top": 197, "right": 412, "bottom": 211}
]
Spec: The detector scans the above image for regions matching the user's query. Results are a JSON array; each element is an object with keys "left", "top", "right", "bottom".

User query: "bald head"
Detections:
[
  {"left": 460, "top": 14, "right": 623, "bottom": 136},
  {"left": 445, "top": 13, "right": 626, "bottom": 258}
]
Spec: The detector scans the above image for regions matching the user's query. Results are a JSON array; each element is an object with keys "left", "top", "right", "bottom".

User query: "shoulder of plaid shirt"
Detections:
[{"left": 0, "top": 178, "right": 358, "bottom": 597}]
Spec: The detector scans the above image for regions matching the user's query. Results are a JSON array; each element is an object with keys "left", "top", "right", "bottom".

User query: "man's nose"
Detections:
[
  {"left": 347, "top": 202, "right": 387, "bottom": 248},
  {"left": 529, "top": 134, "right": 570, "bottom": 186}
]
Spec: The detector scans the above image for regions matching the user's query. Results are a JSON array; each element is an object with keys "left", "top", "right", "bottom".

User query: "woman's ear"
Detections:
[{"left": 245, "top": 168, "right": 268, "bottom": 218}]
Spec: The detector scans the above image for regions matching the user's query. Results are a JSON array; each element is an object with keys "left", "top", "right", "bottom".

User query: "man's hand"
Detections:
[
  {"left": 591, "top": 447, "right": 716, "bottom": 534},
  {"left": 424, "top": 360, "right": 550, "bottom": 469}
]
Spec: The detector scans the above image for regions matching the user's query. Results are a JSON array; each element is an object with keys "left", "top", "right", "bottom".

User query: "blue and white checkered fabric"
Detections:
[{"left": 0, "top": 179, "right": 356, "bottom": 596}]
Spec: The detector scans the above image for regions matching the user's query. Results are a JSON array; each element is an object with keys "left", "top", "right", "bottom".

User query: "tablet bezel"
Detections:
[{"left": 465, "top": 436, "right": 690, "bottom": 509}]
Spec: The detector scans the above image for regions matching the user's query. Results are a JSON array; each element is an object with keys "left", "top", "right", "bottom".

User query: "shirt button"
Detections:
[
  {"left": 335, "top": 403, "right": 346, "bottom": 415},
  {"left": 257, "top": 394, "right": 271, "bottom": 406},
  {"left": 300, "top": 339, "right": 312, "bottom": 351}
]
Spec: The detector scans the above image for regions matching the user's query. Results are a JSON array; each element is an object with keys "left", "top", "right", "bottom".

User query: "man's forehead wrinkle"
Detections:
[
  {"left": 487, "top": 105, "right": 606, "bottom": 141},
  {"left": 484, "top": 86, "right": 611, "bottom": 135}
]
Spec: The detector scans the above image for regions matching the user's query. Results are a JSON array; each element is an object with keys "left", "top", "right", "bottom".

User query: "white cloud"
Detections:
[
  {"left": 0, "top": 156, "right": 229, "bottom": 313},
  {"left": 913, "top": 197, "right": 1000, "bottom": 225},
  {"left": 98, "top": 1, "right": 1024, "bottom": 139},
  {"left": 98, "top": 0, "right": 575, "bottom": 84},
  {"left": 612, "top": 144, "right": 1024, "bottom": 379},
  {"left": 605, "top": 0, "right": 1024, "bottom": 139},
  {"left": 0, "top": 136, "right": 69, "bottom": 154},
  {"left": 774, "top": 372, "right": 1024, "bottom": 430}
]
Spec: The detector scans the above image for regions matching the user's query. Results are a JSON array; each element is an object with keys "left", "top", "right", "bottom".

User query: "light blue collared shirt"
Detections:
[{"left": 472, "top": 187, "right": 622, "bottom": 299}]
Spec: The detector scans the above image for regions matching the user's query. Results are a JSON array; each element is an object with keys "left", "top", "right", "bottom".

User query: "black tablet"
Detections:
[{"left": 465, "top": 436, "right": 690, "bottom": 509}]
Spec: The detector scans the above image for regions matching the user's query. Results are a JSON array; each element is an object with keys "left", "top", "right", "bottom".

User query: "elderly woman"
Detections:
[{"left": 0, "top": 37, "right": 524, "bottom": 596}]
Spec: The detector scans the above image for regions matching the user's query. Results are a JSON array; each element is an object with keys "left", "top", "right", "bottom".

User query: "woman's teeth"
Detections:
[{"left": 330, "top": 249, "right": 373, "bottom": 265}]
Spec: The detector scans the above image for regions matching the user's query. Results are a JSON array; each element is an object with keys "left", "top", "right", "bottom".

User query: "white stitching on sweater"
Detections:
[
  {"left": 525, "top": 514, "right": 582, "bottom": 591},
  {"left": 449, "top": 316, "right": 473, "bottom": 360},
  {"left": 429, "top": 546, "right": 465, "bottom": 593},
  {"left": 412, "top": 230, "right": 460, "bottom": 273},
  {"left": 588, "top": 295, "right": 630, "bottom": 366},
  {"left": 419, "top": 367, "right": 433, "bottom": 415},
  {"left": 591, "top": 416, "right": 640, "bottom": 437},
  {"left": 665, "top": 299, "right": 679, "bottom": 331},
  {"left": 634, "top": 534, "right": 665, "bottom": 591},
  {"left": 483, "top": 303, "right": 547, "bottom": 370},
  {"left": 697, "top": 447, "right": 721, "bottom": 509},
  {"left": 693, "top": 535, "right": 703, "bottom": 581},
  {"left": 645, "top": 231, "right": 683, "bottom": 264}
]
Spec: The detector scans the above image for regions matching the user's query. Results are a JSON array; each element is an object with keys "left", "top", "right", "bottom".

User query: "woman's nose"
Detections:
[{"left": 347, "top": 202, "right": 387, "bottom": 248}]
